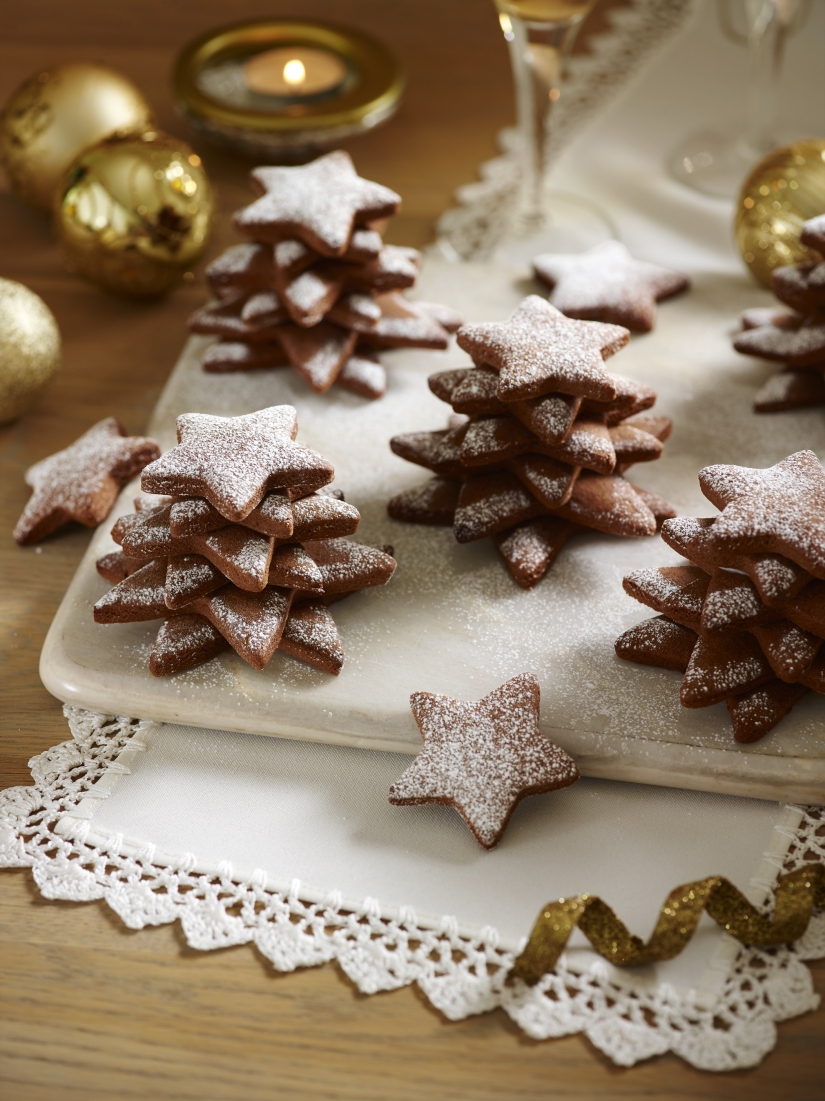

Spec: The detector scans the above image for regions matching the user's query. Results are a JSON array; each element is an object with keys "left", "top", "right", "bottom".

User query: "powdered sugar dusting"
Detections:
[{"left": 457, "top": 296, "right": 627, "bottom": 401}]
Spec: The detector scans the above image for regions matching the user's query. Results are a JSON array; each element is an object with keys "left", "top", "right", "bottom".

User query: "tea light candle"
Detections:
[
  {"left": 243, "top": 47, "right": 347, "bottom": 98},
  {"left": 174, "top": 19, "right": 404, "bottom": 159}
]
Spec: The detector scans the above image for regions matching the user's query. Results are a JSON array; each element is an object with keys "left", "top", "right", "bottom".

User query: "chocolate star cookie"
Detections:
[
  {"left": 233, "top": 151, "right": 400, "bottom": 258},
  {"left": 141, "top": 407, "right": 334, "bottom": 521},
  {"left": 698, "top": 450, "right": 825, "bottom": 577},
  {"left": 14, "top": 418, "right": 160, "bottom": 545},
  {"left": 457, "top": 296, "right": 628, "bottom": 402},
  {"left": 533, "top": 240, "right": 688, "bottom": 332},
  {"left": 388, "top": 673, "right": 579, "bottom": 849}
]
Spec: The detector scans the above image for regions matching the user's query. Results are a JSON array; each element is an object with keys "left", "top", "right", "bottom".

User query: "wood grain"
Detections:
[{"left": 1, "top": 2, "right": 823, "bottom": 1097}]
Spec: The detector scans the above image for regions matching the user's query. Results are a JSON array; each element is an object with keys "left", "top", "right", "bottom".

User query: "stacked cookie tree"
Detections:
[
  {"left": 734, "top": 214, "right": 825, "bottom": 412},
  {"left": 388, "top": 295, "right": 675, "bottom": 588},
  {"left": 93, "top": 405, "right": 396, "bottom": 677},
  {"left": 616, "top": 450, "right": 825, "bottom": 742},
  {"left": 189, "top": 150, "right": 462, "bottom": 400}
]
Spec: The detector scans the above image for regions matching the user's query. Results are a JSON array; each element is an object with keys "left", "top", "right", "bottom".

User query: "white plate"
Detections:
[{"left": 40, "top": 259, "right": 825, "bottom": 803}]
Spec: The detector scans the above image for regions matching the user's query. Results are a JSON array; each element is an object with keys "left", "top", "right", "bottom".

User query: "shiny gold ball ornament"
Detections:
[
  {"left": 0, "top": 279, "right": 61, "bottom": 424},
  {"left": 0, "top": 63, "right": 153, "bottom": 211},
  {"left": 735, "top": 139, "right": 825, "bottom": 287},
  {"left": 55, "top": 131, "right": 214, "bottom": 297}
]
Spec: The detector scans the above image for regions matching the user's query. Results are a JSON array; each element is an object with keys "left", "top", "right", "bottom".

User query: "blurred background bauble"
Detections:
[
  {"left": 0, "top": 279, "right": 61, "bottom": 424},
  {"left": 735, "top": 138, "right": 825, "bottom": 287},
  {"left": 0, "top": 63, "right": 154, "bottom": 211},
  {"left": 55, "top": 130, "right": 214, "bottom": 297}
]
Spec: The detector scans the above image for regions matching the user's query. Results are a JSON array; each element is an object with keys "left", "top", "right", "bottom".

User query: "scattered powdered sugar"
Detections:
[{"left": 77, "top": 261, "right": 825, "bottom": 758}]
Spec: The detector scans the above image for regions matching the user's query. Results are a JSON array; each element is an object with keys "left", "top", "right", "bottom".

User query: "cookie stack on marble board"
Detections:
[
  {"left": 734, "top": 214, "right": 825, "bottom": 412},
  {"left": 189, "top": 150, "right": 461, "bottom": 400},
  {"left": 387, "top": 296, "right": 676, "bottom": 588},
  {"left": 93, "top": 406, "right": 396, "bottom": 677},
  {"left": 616, "top": 450, "right": 825, "bottom": 741}
]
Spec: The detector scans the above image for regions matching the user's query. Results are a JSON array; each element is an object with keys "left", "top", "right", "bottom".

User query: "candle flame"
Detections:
[{"left": 283, "top": 59, "right": 306, "bottom": 86}]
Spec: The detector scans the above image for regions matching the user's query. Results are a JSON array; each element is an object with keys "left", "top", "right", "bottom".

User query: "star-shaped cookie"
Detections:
[
  {"left": 232, "top": 150, "right": 400, "bottom": 258},
  {"left": 533, "top": 241, "right": 688, "bottom": 332},
  {"left": 141, "top": 406, "right": 334, "bottom": 522},
  {"left": 14, "top": 418, "right": 160, "bottom": 545},
  {"left": 698, "top": 450, "right": 825, "bottom": 578},
  {"left": 456, "top": 296, "right": 628, "bottom": 403},
  {"left": 388, "top": 673, "right": 579, "bottom": 849}
]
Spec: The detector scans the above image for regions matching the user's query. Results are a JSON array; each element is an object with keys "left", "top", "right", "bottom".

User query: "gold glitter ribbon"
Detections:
[{"left": 510, "top": 864, "right": 825, "bottom": 985}]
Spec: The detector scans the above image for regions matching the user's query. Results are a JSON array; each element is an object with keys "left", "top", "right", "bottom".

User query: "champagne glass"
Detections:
[
  {"left": 669, "top": 0, "right": 811, "bottom": 198},
  {"left": 492, "top": 0, "right": 612, "bottom": 262}
]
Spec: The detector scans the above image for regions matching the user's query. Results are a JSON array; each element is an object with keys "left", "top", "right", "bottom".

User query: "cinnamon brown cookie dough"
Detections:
[
  {"left": 388, "top": 673, "right": 579, "bottom": 849},
  {"left": 389, "top": 298, "right": 674, "bottom": 587},
  {"left": 94, "top": 404, "right": 396, "bottom": 677},
  {"left": 14, "top": 418, "right": 160, "bottom": 545},
  {"left": 533, "top": 240, "right": 688, "bottom": 332},
  {"left": 734, "top": 213, "right": 825, "bottom": 412},
  {"left": 616, "top": 451, "right": 825, "bottom": 742},
  {"left": 191, "top": 152, "right": 461, "bottom": 399}
]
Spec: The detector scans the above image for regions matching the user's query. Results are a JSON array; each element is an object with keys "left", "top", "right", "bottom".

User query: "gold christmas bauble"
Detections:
[
  {"left": 0, "top": 63, "right": 153, "bottom": 211},
  {"left": 735, "top": 138, "right": 825, "bottom": 287},
  {"left": 55, "top": 130, "right": 214, "bottom": 297},
  {"left": 0, "top": 278, "right": 61, "bottom": 424}
]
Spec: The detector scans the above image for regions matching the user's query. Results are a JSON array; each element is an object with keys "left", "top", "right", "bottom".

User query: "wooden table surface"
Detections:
[{"left": 1, "top": 2, "right": 822, "bottom": 1097}]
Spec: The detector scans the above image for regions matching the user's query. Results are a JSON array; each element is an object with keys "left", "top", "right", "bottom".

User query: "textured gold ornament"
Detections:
[
  {"left": 55, "top": 131, "right": 214, "bottom": 297},
  {"left": 0, "top": 63, "right": 153, "bottom": 211},
  {"left": 510, "top": 863, "right": 825, "bottom": 985},
  {"left": 735, "top": 139, "right": 825, "bottom": 288},
  {"left": 0, "top": 278, "right": 61, "bottom": 424}
]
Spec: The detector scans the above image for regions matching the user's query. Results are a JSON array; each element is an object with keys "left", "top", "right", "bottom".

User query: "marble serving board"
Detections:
[{"left": 40, "top": 259, "right": 825, "bottom": 803}]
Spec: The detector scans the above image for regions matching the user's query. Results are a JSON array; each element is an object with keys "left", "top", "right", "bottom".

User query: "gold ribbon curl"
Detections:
[{"left": 510, "top": 864, "right": 825, "bottom": 986}]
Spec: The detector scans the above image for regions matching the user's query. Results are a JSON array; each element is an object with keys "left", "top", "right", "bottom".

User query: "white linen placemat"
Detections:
[{"left": 0, "top": 708, "right": 818, "bottom": 1069}]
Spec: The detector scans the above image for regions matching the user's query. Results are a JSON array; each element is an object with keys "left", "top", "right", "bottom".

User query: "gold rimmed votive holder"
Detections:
[{"left": 173, "top": 19, "right": 405, "bottom": 161}]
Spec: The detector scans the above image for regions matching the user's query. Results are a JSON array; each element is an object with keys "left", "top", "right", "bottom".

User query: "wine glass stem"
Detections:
[
  {"left": 744, "top": 0, "right": 791, "bottom": 152},
  {"left": 506, "top": 15, "right": 585, "bottom": 228}
]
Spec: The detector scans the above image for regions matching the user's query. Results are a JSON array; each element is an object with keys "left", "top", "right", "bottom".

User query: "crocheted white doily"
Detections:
[{"left": 1, "top": 706, "right": 822, "bottom": 1071}]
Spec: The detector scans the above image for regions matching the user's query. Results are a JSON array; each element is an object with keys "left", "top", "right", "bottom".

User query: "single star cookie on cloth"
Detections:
[
  {"left": 388, "top": 673, "right": 579, "bottom": 849},
  {"left": 456, "top": 296, "right": 628, "bottom": 402},
  {"left": 532, "top": 240, "right": 688, "bottom": 332},
  {"left": 233, "top": 150, "right": 400, "bottom": 257},
  {"left": 14, "top": 417, "right": 160, "bottom": 545},
  {"left": 141, "top": 406, "right": 334, "bottom": 522}
]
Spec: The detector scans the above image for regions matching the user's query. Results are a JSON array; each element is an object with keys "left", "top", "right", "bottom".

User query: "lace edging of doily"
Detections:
[
  {"left": 0, "top": 705, "right": 822, "bottom": 1071},
  {"left": 434, "top": 0, "right": 699, "bottom": 260}
]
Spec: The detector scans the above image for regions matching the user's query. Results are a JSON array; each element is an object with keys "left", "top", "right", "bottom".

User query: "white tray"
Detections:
[{"left": 40, "top": 259, "right": 825, "bottom": 803}]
